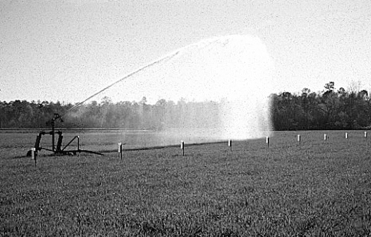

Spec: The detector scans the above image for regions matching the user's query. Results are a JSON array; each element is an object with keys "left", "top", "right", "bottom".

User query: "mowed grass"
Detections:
[{"left": 1, "top": 131, "right": 371, "bottom": 236}]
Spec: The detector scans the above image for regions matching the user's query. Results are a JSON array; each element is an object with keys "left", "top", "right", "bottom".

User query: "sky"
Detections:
[{"left": 1, "top": 0, "right": 371, "bottom": 104}]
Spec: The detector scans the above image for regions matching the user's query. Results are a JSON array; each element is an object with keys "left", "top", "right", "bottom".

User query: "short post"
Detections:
[
  {"left": 77, "top": 136, "right": 80, "bottom": 156},
  {"left": 266, "top": 136, "right": 269, "bottom": 148},
  {"left": 31, "top": 148, "right": 37, "bottom": 166},
  {"left": 228, "top": 139, "right": 232, "bottom": 151},
  {"left": 324, "top": 134, "right": 327, "bottom": 141},
  {"left": 118, "top": 142, "right": 123, "bottom": 160},
  {"left": 77, "top": 136, "right": 80, "bottom": 151},
  {"left": 180, "top": 141, "right": 185, "bottom": 156},
  {"left": 364, "top": 131, "right": 367, "bottom": 139},
  {"left": 345, "top": 132, "right": 348, "bottom": 139},
  {"left": 297, "top": 134, "right": 301, "bottom": 143}
]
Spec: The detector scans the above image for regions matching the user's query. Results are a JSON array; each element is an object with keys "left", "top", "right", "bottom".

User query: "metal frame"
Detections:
[{"left": 28, "top": 113, "right": 103, "bottom": 156}]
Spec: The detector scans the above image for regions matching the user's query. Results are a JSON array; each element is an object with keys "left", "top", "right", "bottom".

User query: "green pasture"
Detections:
[{"left": 0, "top": 130, "right": 370, "bottom": 236}]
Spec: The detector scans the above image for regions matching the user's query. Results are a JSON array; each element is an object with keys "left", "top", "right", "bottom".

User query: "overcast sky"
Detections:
[{"left": 1, "top": 0, "right": 371, "bottom": 103}]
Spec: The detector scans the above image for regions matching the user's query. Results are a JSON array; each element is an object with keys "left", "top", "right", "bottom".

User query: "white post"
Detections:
[
  {"left": 77, "top": 136, "right": 80, "bottom": 151},
  {"left": 31, "top": 148, "right": 37, "bottom": 166},
  {"left": 365, "top": 131, "right": 367, "bottom": 138},
  {"left": 345, "top": 132, "right": 348, "bottom": 139},
  {"left": 324, "top": 134, "right": 327, "bottom": 141},
  {"left": 228, "top": 139, "right": 232, "bottom": 151},
  {"left": 266, "top": 136, "right": 269, "bottom": 147},
  {"left": 297, "top": 134, "right": 301, "bottom": 143},
  {"left": 31, "top": 148, "right": 36, "bottom": 159},
  {"left": 118, "top": 143, "right": 122, "bottom": 159}
]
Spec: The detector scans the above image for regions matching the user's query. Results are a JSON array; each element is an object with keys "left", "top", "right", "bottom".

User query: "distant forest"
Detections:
[{"left": 1, "top": 82, "right": 370, "bottom": 130}]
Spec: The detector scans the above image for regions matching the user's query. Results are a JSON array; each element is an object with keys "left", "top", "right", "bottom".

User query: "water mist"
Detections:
[{"left": 73, "top": 35, "right": 274, "bottom": 146}]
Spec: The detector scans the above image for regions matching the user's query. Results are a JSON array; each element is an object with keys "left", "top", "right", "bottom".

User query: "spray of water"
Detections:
[{"left": 69, "top": 35, "right": 274, "bottom": 145}]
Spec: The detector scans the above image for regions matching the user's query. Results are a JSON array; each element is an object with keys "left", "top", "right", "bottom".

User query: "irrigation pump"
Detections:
[{"left": 26, "top": 113, "right": 103, "bottom": 157}]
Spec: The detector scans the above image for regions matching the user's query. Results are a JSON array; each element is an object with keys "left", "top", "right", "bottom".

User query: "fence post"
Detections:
[
  {"left": 118, "top": 143, "right": 123, "bottom": 160},
  {"left": 180, "top": 141, "right": 185, "bottom": 156},
  {"left": 228, "top": 139, "right": 232, "bottom": 151},
  {"left": 31, "top": 148, "right": 37, "bottom": 166}
]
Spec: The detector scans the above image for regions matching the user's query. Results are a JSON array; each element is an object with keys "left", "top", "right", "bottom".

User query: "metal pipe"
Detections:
[{"left": 62, "top": 136, "right": 80, "bottom": 151}]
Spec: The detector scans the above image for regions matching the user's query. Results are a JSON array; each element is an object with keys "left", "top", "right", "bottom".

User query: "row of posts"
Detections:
[
  {"left": 29, "top": 131, "right": 368, "bottom": 167},
  {"left": 118, "top": 131, "right": 367, "bottom": 157},
  {"left": 298, "top": 131, "right": 367, "bottom": 142},
  {"left": 31, "top": 131, "right": 367, "bottom": 163},
  {"left": 116, "top": 131, "right": 368, "bottom": 158}
]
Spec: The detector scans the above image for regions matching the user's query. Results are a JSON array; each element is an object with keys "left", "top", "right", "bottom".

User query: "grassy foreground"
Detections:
[{"left": 1, "top": 131, "right": 371, "bottom": 236}]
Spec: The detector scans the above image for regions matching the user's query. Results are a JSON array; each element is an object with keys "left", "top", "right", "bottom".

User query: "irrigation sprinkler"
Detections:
[
  {"left": 31, "top": 148, "right": 37, "bottom": 166},
  {"left": 228, "top": 139, "right": 232, "bottom": 151},
  {"left": 266, "top": 136, "right": 269, "bottom": 148},
  {"left": 180, "top": 141, "right": 185, "bottom": 156},
  {"left": 26, "top": 113, "right": 103, "bottom": 157},
  {"left": 23, "top": 50, "right": 194, "bottom": 158},
  {"left": 118, "top": 143, "right": 123, "bottom": 160}
]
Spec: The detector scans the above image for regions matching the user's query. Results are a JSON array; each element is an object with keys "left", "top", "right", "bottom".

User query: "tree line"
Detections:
[
  {"left": 272, "top": 82, "right": 370, "bottom": 130},
  {"left": 0, "top": 82, "right": 370, "bottom": 130}
]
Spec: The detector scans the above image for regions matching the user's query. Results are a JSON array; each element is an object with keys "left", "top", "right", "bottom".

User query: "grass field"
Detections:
[{"left": 1, "top": 130, "right": 371, "bottom": 236}]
